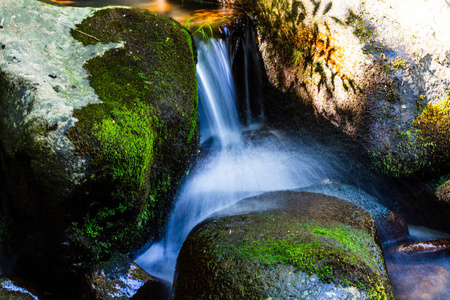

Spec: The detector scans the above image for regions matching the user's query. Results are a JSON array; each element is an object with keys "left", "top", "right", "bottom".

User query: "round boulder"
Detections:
[{"left": 174, "top": 191, "right": 393, "bottom": 299}]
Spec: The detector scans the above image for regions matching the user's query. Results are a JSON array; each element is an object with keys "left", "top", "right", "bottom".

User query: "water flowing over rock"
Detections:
[
  {"left": 0, "top": 276, "right": 42, "bottom": 300},
  {"left": 174, "top": 191, "right": 393, "bottom": 299},
  {"left": 80, "top": 253, "right": 171, "bottom": 300},
  {"left": 387, "top": 263, "right": 448, "bottom": 300},
  {"left": 0, "top": 0, "right": 198, "bottom": 295}
]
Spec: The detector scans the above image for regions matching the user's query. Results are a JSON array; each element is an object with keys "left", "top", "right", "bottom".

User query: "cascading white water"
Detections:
[
  {"left": 135, "top": 30, "right": 342, "bottom": 283},
  {"left": 196, "top": 40, "right": 243, "bottom": 147}
]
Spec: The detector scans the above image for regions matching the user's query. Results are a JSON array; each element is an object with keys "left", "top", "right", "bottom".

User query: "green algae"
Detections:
[{"left": 66, "top": 8, "right": 198, "bottom": 259}]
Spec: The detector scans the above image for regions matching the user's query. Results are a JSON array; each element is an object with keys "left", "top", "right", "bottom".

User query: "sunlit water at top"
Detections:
[{"left": 44, "top": 0, "right": 235, "bottom": 25}]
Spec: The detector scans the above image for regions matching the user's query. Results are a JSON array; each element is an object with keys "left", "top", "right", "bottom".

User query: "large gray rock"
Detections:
[
  {"left": 0, "top": 0, "right": 198, "bottom": 294},
  {"left": 238, "top": 0, "right": 450, "bottom": 177},
  {"left": 174, "top": 191, "right": 393, "bottom": 299}
]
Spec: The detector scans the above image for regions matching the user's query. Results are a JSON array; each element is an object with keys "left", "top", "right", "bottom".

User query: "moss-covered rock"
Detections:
[
  {"left": 236, "top": 0, "right": 450, "bottom": 178},
  {"left": 297, "top": 183, "right": 409, "bottom": 242},
  {"left": 0, "top": 0, "right": 198, "bottom": 293},
  {"left": 65, "top": 6, "right": 198, "bottom": 261},
  {"left": 174, "top": 191, "right": 393, "bottom": 299}
]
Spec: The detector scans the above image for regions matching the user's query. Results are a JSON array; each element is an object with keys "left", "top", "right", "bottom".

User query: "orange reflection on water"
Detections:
[
  {"left": 141, "top": 0, "right": 174, "bottom": 14},
  {"left": 49, "top": 0, "right": 76, "bottom": 4},
  {"left": 177, "top": 9, "right": 235, "bottom": 27}
]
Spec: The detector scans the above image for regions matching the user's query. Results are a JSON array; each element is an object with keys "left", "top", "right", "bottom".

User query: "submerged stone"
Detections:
[
  {"left": 387, "top": 263, "right": 448, "bottom": 300},
  {"left": 174, "top": 191, "right": 393, "bottom": 299}
]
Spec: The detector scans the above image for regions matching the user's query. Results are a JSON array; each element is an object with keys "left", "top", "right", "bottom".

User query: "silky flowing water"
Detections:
[
  {"left": 39, "top": 1, "right": 450, "bottom": 298},
  {"left": 135, "top": 37, "right": 346, "bottom": 282}
]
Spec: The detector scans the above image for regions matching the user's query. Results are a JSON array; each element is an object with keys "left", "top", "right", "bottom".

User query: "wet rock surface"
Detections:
[
  {"left": 81, "top": 253, "right": 171, "bottom": 300},
  {"left": 0, "top": 276, "right": 42, "bottom": 300},
  {"left": 397, "top": 239, "right": 450, "bottom": 255},
  {"left": 297, "top": 183, "right": 409, "bottom": 242},
  {"left": 174, "top": 191, "right": 393, "bottom": 299},
  {"left": 237, "top": 0, "right": 450, "bottom": 179}
]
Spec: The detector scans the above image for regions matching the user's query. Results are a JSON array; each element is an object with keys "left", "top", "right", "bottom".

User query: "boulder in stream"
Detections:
[
  {"left": 174, "top": 191, "right": 393, "bottom": 299},
  {"left": 397, "top": 239, "right": 450, "bottom": 256},
  {"left": 0, "top": 0, "right": 198, "bottom": 294}
]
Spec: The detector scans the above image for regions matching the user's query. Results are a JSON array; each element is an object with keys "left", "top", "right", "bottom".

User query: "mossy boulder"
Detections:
[
  {"left": 0, "top": 0, "right": 198, "bottom": 293},
  {"left": 236, "top": 0, "right": 450, "bottom": 178},
  {"left": 65, "top": 6, "right": 199, "bottom": 262},
  {"left": 174, "top": 191, "right": 393, "bottom": 299},
  {"left": 297, "top": 183, "right": 408, "bottom": 242}
]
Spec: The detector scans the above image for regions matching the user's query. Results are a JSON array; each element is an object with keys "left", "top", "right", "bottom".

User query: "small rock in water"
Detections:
[
  {"left": 81, "top": 253, "right": 171, "bottom": 300},
  {"left": 397, "top": 239, "right": 450, "bottom": 255}
]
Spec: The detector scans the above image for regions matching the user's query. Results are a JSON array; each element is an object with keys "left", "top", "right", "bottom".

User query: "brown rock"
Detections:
[
  {"left": 436, "top": 179, "right": 450, "bottom": 205},
  {"left": 174, "top": 191, "right": 393, "bottom": 299},
  {"left": 376, "top": 210, "right": 409, "bottom": 242},
  {"left": 397, "top": 239, "right": 450, "bottom": 255}
]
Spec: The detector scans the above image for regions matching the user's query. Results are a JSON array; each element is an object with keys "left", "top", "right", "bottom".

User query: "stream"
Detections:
[{"left": 43, "top": 1, "right": 450, "bottom": 299}]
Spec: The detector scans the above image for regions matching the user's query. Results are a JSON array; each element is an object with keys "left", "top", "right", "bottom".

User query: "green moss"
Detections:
[
  {"left": 212, "top": 214, "right": 388, "bottom": 299},
  {"left": 175, "top": 192, "right": 392, "bottom": 299},
  {"left": 66, "top": 8, "right": 198, "bottom": 259},
  {"left": 371, "top": 95, "right": 450, "bottom": 177},
  {"left": 345, "top": 9, "right": 374, "bottom": 45},
  {"left": 369, "top": 129, "right": 432, "bottom": 177},
  {"left": 413, "top": 98, "right": 450, "bottom": 162}
]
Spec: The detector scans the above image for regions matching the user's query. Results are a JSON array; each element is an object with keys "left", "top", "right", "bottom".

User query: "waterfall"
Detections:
[
  {"left": 196, "top": 39, "right": 243, "bottom": 148},
  {"left": 134, "top": 22, "right": 336, "bottom": 283}
]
